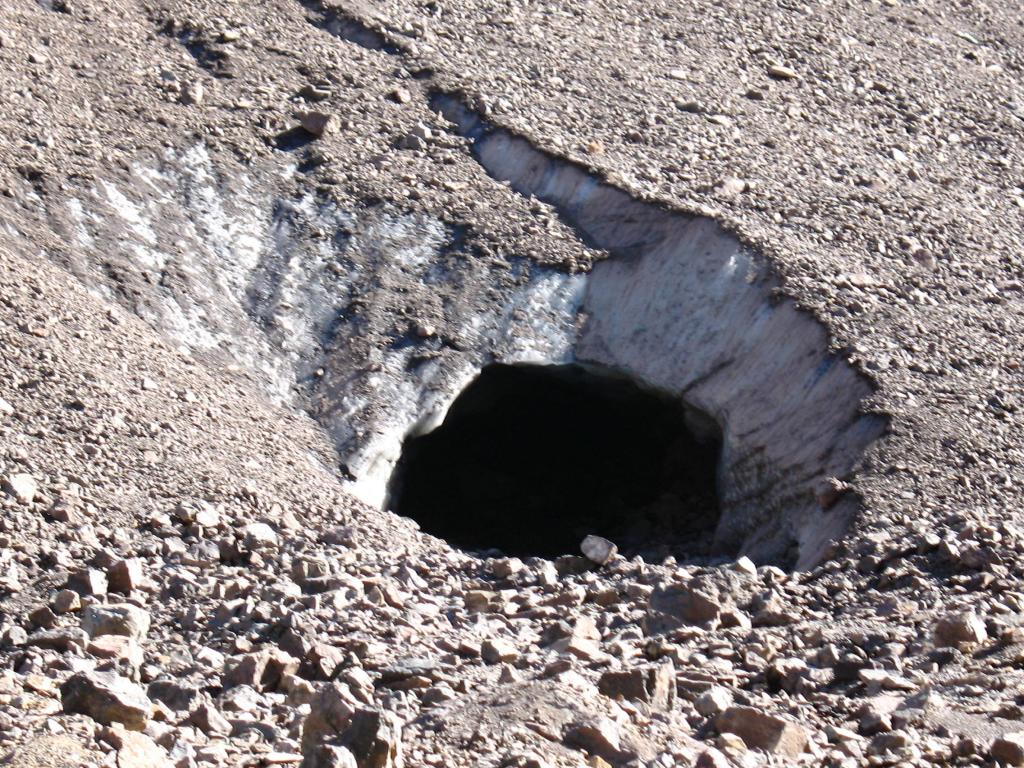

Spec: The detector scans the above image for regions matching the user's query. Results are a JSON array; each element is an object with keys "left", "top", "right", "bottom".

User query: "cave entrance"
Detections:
[{"left": 386, "top": 363, "right": 723, "bottom": 561}]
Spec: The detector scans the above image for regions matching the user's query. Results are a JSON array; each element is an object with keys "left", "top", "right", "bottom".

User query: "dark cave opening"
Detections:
[{"left": 386, "top": 363, "right": 723, "bottom": 560}]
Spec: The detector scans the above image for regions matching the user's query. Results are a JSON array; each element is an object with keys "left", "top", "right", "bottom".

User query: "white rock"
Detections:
[
  {"left": 3, "top": 473, "right": 38, "bottom": 505},
  {"left": 696, "top": 686, "right": 733, "bottom": 717},
  {"left": 580, "top": 535, "right": 617, "bottom": 566},
  {"left": 81, "top": 604, "right": 151, "bottom": 641},
  {"left": 244, "top": 522, "right": 279, "bottom": 549},
  {"left": 481, "top": 638, "right": 518, "bottom": 664},
  {"left": 730, "top": 556, "right": 757, "bottom": 577}
]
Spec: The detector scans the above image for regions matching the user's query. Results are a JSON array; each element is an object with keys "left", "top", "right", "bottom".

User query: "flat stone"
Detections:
[
  {"left": 552, "top": 635, "right": 605, "bottom": 662},
  {"left": 768, "top": 64, "right": 799, "bottom": 80},
  {"left": 89, "top": 635, "right": 144, "bottom": 666},
  {"left": 263, "top": 753, "right": 304, "bottom": 765},
  {"left": 246, "top": 521, "right": 280, "bottom": 547},
  {"left": 716, "top": 706, "right": 809, "bottom": 758},
  {"left": 645, "top": 584, "right": 722, "bottom": 631},
  {"left": 3, "top": 473, "right": 38, "bottom": 504},
  {"left": 102, "top": 724, "right": 173, "bottom": 768},
  {"left": 27, "top": 627, "right": 89, "bottom": 652},
  {"left": 148, "top": 679, "right": 203, "bottom": 712},
  {"left": 481, "top": 638, "right": 518, "bottom": 664},
  {"left": 377, "top": 657, "right": 439, "bottom": 684}
]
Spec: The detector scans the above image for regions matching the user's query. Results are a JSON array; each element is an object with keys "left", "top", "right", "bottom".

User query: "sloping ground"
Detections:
[{"left": 1, "top": 0, "right": 1024, "bottom": 766}]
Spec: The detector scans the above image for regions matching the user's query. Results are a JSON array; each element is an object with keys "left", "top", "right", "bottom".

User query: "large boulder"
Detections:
[
  {"left": 716, "top": 706, "right": 809, "bottom": 758},
  {"left": 302, "top": 684, "right": 402, "bottom": 768},
  {"left": 61, "top": 671, "right": 151, "bottom": 730}
]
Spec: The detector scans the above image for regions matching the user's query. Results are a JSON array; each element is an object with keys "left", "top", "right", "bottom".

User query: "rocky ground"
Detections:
[{"left": 2, "top": 0, "right": 1024, "bottom": 766}]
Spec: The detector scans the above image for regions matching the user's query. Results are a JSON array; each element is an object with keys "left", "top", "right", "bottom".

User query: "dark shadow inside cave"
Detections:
[{"left": 386, "top": 363, "right": 723, "bottom": 560}]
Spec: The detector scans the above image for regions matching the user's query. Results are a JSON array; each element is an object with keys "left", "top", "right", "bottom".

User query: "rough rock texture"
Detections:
[
  {"left": 81, "top": 604, "right": 151, "bottom": 642},
  {"left": 60, "top": 672, "right": 152, "bottom": 731},
  {"left": 717, "top": 706, "right": 810, "bottom": 758},
  {"left": 1, "top": 0, "right": 1024, "bottom": 766}
]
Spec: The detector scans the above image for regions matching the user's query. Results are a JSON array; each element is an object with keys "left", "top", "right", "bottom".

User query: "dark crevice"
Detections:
[
  {"left": 387, "top": 363, "right": 722, "bottom": 560},
  {"left": 257, "top": 9, "right": 888, "bottom": 567},
  {"left": 36, "top": 0, "right": 72, "bottom": 12},
  {"left": 157, "top": 21, "right": 236, "bottom": 78},
  {"left": 272, "top": 127, "right": 318, "bottom": 152},
  {"left": 297, "top": 0, "right": 406, "bottom": 56}
]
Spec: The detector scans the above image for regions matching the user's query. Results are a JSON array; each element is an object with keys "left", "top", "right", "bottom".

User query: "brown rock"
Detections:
[
  {"left": 552, "top": 634, "right": 605, "bottom": 662},
  {"left": 82, "top": 603, "right": 150, "bottom": 641},
  {"left": 597, "top": 661, "right": 675, "bottom": 711},
  {"left": 102, "top": 724, "right": 173, "bottom": 768},
  {"left": 716, "top": 706, "right": 809, "bottom": 758},
  {"left": 302, "top": 687, "right": 401, "bottom": 768},
  {"left": 29, "top": 604, "right": 57, "bottom": 629},
  {"left": 88, "top": 635, "right": 144, "bottom": 666},
  {"left": 299, "top": 111, "right": 338, "bottom": 138},
  {"left": 226, "top": 648, "right": 301, "bottom": 691},
  {"left": 27, "top": 627, "right": 89, "bottom": 651},
  {"left": 934, "top": 612, "right": 987, "bottom": 647},
  {"left": 301, "top": 683, "right": 358, "bottom": 759},
  {"left": 61, "top": 671, "right": 151, "bottom": 730},
  {"left": 695, "top": 686, "right": 732, "bottom": 717},
  {"left": 108, "top": 558, "right": 144, "bottom": 593},
  {"left": 191, "top": 701, "right": 232, "bottom": 736},
  {"left": 645, "top": 584, "right": 722, "bottom": 631},
  {"left": 565, "top": 718, "right": 632, "bottom": 765},
  {"left": 695, "top": 749, "right": 731, "bottom": 768},
  {"left": 306, "top": 643, "right": 346, "bottom": 680},
  {"left": 464, "top": 590, "right": 494, "bottom": 612},
  {"left": 309, "top": 746, "right": 358, "bottom": 768},
  {"left": 992, "top": 733, "right": 1024, "bottom": 766},
  {"left": 52, "top": 589, "right": 81, "bottom": 613},
  {"left": 337, "top": 709, "right": 403, "bottom": 768},
  {"left": 481, "top": 638, "right": 518, "bottom": 664},
  {"left": 67, "top": 568, "right": 108, "bottom": 596}
]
